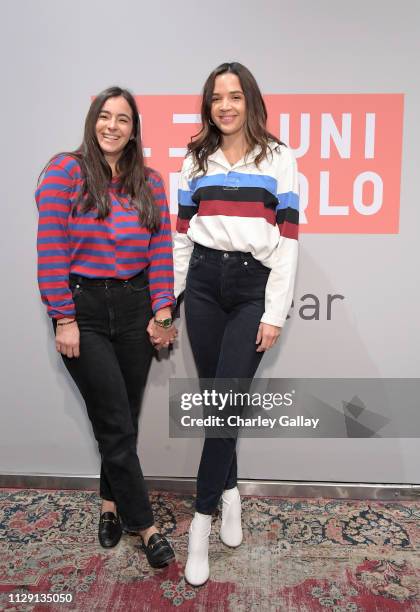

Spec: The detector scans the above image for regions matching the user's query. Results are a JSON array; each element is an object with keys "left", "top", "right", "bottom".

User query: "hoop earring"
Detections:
[{"left": 208, "top": 119, "right": 215, "bottom": 126}]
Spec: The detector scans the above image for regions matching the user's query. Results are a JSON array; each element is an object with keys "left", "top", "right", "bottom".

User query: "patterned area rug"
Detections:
[{"left": 0, "top": 488, "right": 419, "bottom": 611}]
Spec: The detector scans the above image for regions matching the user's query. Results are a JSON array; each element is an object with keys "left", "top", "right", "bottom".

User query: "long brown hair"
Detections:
[
  {"left": 188, "top": 62, "right": 282, "bottom": 174},
  {"left": 42, "top": 86, "right": 160, "bottom": 232}
]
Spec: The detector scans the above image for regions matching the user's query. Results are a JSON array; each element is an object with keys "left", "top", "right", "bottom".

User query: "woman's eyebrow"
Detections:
[
  {"left": 212, "top": 90, "right": 244, "bottom": 96},
  {"left": 99, "top": 110, "right": 132, "bottom": 119}
]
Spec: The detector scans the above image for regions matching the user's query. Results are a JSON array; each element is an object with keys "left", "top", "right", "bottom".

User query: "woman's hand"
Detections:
[
  {"left": 256, "top": 322, "right": 281, "bottom": 352},
  {"left": 55, "top": 320, "right": 80, "bottom": 358},
  {"left": 147, "top": 320, "right": 177, "bottom": 350}
]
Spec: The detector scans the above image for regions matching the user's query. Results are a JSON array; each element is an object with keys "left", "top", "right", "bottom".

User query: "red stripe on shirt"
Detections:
[
  {"left": 278, "top": 221, "right": 298, "bottom": 240},
  {"left": 198, "top": 200, "right": 276, "bottom": 224},
  {"left": 176, "top": 218, "right": 190, "bottom": 233}
]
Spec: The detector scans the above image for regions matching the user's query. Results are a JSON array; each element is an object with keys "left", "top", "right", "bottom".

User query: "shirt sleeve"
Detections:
[
  {"left": 36, "top": 155, "right": 79, "bottom": 319},
  {"left": 147, "top": 171, "right": 176, "bottom": 313},
  {"left": 173, "top": 156, "right": 195, "bottom": 298},
  {"left": 261, "top": 151, "right": 299, "bottom": 327}
]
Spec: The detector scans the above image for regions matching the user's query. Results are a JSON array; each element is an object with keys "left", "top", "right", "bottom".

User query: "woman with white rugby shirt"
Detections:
[{"left": 173, "top": 62, "right": 299, "bottom": 585}]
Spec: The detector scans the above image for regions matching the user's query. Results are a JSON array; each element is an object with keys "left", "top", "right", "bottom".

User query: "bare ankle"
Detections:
[
  {"left": 140, "top": 525, "right": 158, "bottom": 546},
  {"left": 101, "top": 500, "right": 116, "bottom": 514}
]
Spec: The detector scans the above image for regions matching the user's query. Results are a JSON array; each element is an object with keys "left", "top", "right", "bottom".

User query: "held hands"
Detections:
[
  {"left": 146, "top": 319, "right": 177, "bottom": 350},
  {"left": 55, "top": 320, "right": 80, "bottom": 358},
  {"left": 147, "top": 307, "right": 177, "bottom": 350},
  {"left": 256, "top": 322, "right": 281, "bottom": 352}
]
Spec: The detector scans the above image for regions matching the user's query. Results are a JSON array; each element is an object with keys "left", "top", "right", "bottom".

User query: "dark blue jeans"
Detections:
[
  {"left": 57, "top": 272, "right": 155, "bottom": 530},
  {"left": 184, "top": 244, "right": 270, "bottom": 514}
]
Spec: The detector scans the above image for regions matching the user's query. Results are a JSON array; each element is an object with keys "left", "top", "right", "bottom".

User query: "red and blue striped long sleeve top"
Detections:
[{"left": 36, "top": 154, "right": 175, "bottom": 319}]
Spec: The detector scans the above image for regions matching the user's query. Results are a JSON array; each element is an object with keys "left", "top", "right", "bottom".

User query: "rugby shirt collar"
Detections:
[{"left": 207, "top": 141, "right": 280, "bottom": 170}]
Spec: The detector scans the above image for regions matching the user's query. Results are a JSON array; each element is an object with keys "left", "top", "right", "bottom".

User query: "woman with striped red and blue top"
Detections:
[
  {"left": 173, "top": 63, "right": 299, "bottom": 585},
  {"left": 36, "top": 87, "right": 176, "bottom": 569}
]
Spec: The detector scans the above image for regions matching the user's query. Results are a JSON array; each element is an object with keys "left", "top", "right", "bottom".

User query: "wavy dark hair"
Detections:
[
  {"left": 41, "top": 86, "right": 160, "bottom": 232},
  {"left": 188, "top": 62, "right": 282, "bottom": 174}
]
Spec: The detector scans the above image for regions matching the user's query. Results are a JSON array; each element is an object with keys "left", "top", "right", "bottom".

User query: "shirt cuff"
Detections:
[
  {"left": 260, "top": 312, "right": 286, "bottom": 327},
  {"left": 152, "top": 297, "right": 177, "bottom": 314}
]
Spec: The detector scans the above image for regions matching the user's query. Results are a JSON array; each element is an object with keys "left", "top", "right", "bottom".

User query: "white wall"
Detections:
[{"left": 1, "top": 0, "right": 419, "bottom": 483}]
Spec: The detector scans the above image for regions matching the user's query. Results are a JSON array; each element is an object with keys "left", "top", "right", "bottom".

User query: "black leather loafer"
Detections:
[
  {"left": 98, "top": 512, "right": 122, "bottom": 548},
  {"left": 142, "top": 533, "right": 175, "bottom": 568}
]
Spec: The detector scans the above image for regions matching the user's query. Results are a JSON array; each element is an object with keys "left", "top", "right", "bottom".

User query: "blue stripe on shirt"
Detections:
[
  {"left": 189, "top": 172, "right": 277, "bottom": 195},
  {"left": 178, "top": 189, "right": 196, "bottom": 206},
  {"left": 276, "top": 191, "right": 299, "bottom": 211}
]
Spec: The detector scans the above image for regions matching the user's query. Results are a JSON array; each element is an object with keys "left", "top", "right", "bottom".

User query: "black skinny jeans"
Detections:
[
  {"left": 57, "top": 272, "right": 155, "bottom": 530},
  {"left": 184, "top": 244, "right": 270, "bottom": 514}
]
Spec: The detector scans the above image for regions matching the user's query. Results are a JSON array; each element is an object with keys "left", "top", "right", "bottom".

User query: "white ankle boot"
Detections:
[
  {"left": 184, "top": 512, "right": 211, "bottom": 586},
  {"left": 220, "top": 487, "right": 243, "bottom": 547}
]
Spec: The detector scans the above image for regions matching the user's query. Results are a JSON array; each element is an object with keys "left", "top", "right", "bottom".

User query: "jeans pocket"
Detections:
[
  {"left": 189, "top": 253, "right": 204, "bottom": 270},
  {"left": 126, "top": 280, "right": 149, "bottom": 293},
  {"left": 70, "top": 283, "right": 83, "bottom": 299},
  {"left": 242, "top": 259, "right": 270, "bottom": 276}
]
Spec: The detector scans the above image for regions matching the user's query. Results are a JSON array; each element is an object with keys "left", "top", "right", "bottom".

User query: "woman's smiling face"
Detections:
[
  {"left": 210, "top": 73, "right": 246, "bottom": 138},
  {"left": 95, "top": 95, "right": 134, "bottom": 163}
]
